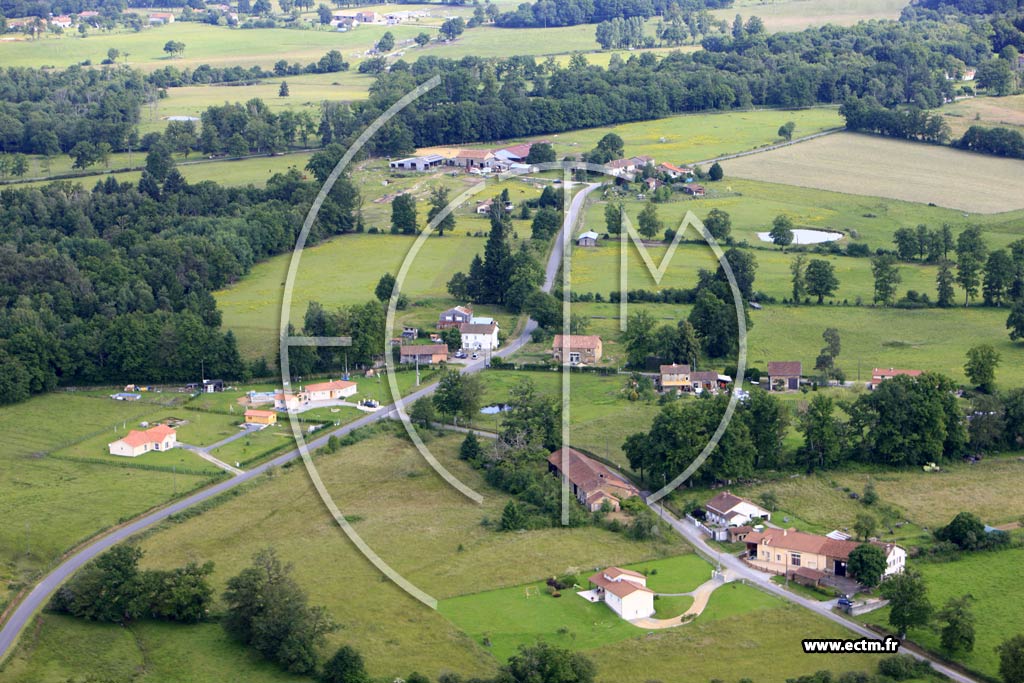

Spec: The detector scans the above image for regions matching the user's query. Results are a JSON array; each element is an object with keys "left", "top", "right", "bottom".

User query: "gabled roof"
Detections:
[
  {"left": 578, "top": 230, "right": 599, "bottom": 241},
  {"left": 305, "top": 379, "right": 357, "bottom": 393},
  {"left": 496, "top": 142, "right": 533, "bottom": 158},
  {"left": 400, "top": 344, "right": 448, "bottom": 356},
  {"left": 660, "top": 363, "right": 691, "bottom": 375},
  {"left": 547, "top": 447, "right": 638, "bottom": 498},
  {"left": 706, "top": 491, "right": 761, "bottom": 516},
  {"left": 589, "top": 569, "right": 653, "bottom": 598},
  {"left": 552, "top": 334, "right": 602, "bottom": 350},
  {"left": 767, "top": 361, "right": 802, "bottom": 376},
  {"left": 606, "top": 158, "right": 636, "bottom": 169},
  {"left": 658, "top": 162, "right": 691, "bottom": 174},
  {"left": 744, "top": 528, "right": 861, "bottom": 561},
  {"left": 456, "top": 149, "right": 494, "bottom": 159},
  {"left": 460, "top": 322, "right": 497, "bottom": 335},
  {"left": 116, "top": 424, "right": 176, "bottom": 448},
  {"left": 690, "top": 370, "right": 718, "bottom": 382},
  {"left": 441, "top": 305, "right": 472, "bottom": 317}
]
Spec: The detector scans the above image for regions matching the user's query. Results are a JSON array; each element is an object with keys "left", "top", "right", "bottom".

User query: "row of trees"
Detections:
[{"left": 622, "top": 367, "right": 1024, "bottom": 488}]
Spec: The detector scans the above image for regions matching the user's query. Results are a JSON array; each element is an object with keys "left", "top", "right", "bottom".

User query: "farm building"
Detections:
[
  {"left": 868, "top": 367, "right": 922, "bottom": 390},
  {"left": 460, "top": 321, "right": 499, "bottom": 351},
  {"left": 452, "top": 149, "right": 494, "bottom": 169},
  {"left": 744, "top": 528, "right": 905, "bottom": 583},
  {"left": 577, "top": 230, "right": 599, "bottom": 247},
  {"left": 244, "top": 409, "right": 278, "bottom": 426},
  {"left": 659, "top": 364, "right": 691, "bottom": 392},
  {"left": 683, "top": 183, "right": 706, "bottom": 197},
  {"left": 389, "top": 154, "right": 444, "bottom": 172},
  {"left": 547, "top": 447, "right": 640, "bottom": 512},
  {"left": 50, "top": 14, "right": 72, "bottom": 27},
  {"left": 766, "top": 361, "right": 802, "bottom": 391},
  {"left": 606, "top": 156, "right": 654, "bottom": 178},
  {"left": 399, "top": 344, "right": 448, "bottom": 364},
  {"left": 551, "top": 334, "right": 602, "bottom": 365},
  {"left": 493, "top": 142, "right": 534, "bottom": 162},
  {"left": 582, "top": 567, "right": 655, "bottom": 621},
  {"left": 705, "top": 491, "right": 771, "bottom": 527},
  {"left": 302, "top": 379, "right": 357, "bottom": 402},
  {"left": 690, "top": 370, "right": 724, "bottom": 393},
  {"left": 108, "top": 425, "right": 177, "bottom": 457},
  {"left": 437, "top": 305, "right": 472, "bottom": 329},
  {"left": 148, "top": 12, "right": 174, "bottom": 23}
]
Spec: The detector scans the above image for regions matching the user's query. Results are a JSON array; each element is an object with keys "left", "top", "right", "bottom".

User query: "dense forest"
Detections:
[
  {"left": 0, "top": 66, "right": 153, "bottom": 155},
  {"left": 0, "top": 153, "right": 360, "bottom": 403},
  {"left": 493, "top": 0, "right": 732, "bottom": 28}
]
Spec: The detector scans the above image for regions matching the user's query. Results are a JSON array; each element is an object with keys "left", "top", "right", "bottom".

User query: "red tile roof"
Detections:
[
  {"left": 588, "top": 569, "right": 653, "bottom": 598},
  {"left": 305, "top": 379, "right": 356, "bottom": 393},
  {"left": 551, "top": 334, "right": 602, "bottom": 350},
  {"left": 547, "top": 447, "right": 638, "bottom": 498},
  {"left": 400, "top": 344, "right": 448, "bottom": 356},
  {"left": 118, "top": 424, "right": 175, "bottom": 448},
  {"left": 457, "top": 149, "right": 493, "bottom": 160},
  {"left": 768, "top": 361, "right": 803, "bottom": 377},
  {"left": 745, "top": 528, "right": 860, "bottom": 560}
]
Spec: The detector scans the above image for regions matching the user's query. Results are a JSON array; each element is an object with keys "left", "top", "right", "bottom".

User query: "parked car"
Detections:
[
  {"left": 471, "top": 353, "right": 479, "bottom": 360},
  {"left": 837, "top": 595, "right": 853, "bottom": 608},
  {"left": 454, "top": 350, "right": 467, "bottom": 359}
]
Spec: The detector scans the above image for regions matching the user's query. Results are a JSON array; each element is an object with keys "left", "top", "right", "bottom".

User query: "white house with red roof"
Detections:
[
  {"left": 302, "top": 379, "right": 357, "bottom": 402},
  {"left": 705, "top": 491, "right": 771, "bottom": 526},
  {"left": 108, "top": 425, "right": 177, "bottom": 457},
  {"left": 868, "top": 367, "right": 922, "bottom": 390},
  {"left": 582, "top": 567, "right": 655, "bottom": 620}
]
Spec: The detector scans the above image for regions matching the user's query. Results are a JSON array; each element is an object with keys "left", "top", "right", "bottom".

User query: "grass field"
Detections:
[
  {"left": 570, "top": 300, "right": 1024, "bottom": 386},
  {"left": 473, "top": 369, "right": 662, "bottom": 469},
  {"left": 0, "top": 21, "right": 423, "bottom": 71},
  {"left": 711, "top": 0, "right": 907, "bottom": 32},
  {"left": 937, "top": 94, "right": 1024, "bottom": 139},
  {"left": 433, "top": 107, "right": 844, "bottom": 169},
  {"left": 861, "top": 548, "right": 1024, "bottom": 679},
  {"left": 37, "top": 429, "right": 685, "bottom": 679},
  {"left": 724, "top": 131, "right": 1024, "bottom": 214}
]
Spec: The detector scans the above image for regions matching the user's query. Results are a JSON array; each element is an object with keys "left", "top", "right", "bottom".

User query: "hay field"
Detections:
[
  {"left": 712, "top": 0, "right": 907, "bottom": 32},
  {"left": 724, "top": 132, "right": 1024, "bottom": 214},
  {"left": 939, "top": 94, "right": 1024, "bottom": 138}
]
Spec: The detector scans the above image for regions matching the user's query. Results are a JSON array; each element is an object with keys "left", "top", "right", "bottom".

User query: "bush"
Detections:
[{"left": 877, "top": 655, "right": 932, "bottom": 680}]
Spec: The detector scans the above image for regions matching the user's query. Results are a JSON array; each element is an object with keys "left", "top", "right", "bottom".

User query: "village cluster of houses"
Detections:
[{"left": 697, "top": 491, "right": 906, "bottom": 588}]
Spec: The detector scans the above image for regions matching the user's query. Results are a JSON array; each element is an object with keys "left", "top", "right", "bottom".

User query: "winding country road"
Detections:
[
  {"left": 0, "top": 181, "right": 601, "bottom": 663},
  {"left": 648, "top": 501, "right": 983, "bottom": 683}
]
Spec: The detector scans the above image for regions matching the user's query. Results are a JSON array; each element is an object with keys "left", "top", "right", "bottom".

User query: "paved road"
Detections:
[
  {"left": 0, "top": 180, "right": 601, "bottom": 663},
  {"left": 647, "top": 501, "right": 982, "bottom": 683}
]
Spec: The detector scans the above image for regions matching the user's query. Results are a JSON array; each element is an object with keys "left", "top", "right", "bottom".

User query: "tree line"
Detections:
[{"left": 0, "top": 143, "right": 362, "bottom": 404}]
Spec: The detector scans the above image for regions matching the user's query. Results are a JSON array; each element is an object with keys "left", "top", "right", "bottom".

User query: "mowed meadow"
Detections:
[
  {"left": 0, "top": 429, "right": 689, "bottom": 681},
  {"left": 724, "top": 131, "right": 1024, "bottom": 214}
]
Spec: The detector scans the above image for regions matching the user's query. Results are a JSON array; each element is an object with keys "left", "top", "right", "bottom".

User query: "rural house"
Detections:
[
  {"left": 244, "top": 409, "right": 278, "bottom": 426},
  {"left": 274, "top": 391, "right": 301, "bottom": 412},
  {"left": 868, "top": 367, "right": 922, "bottom": 390},
  {"left": 460, "top": 321, "right": 499, "bottom": 351},
  {"left": 547, "top": 447, "right": 640, "bottom": 512},
  {"left": 148, "top": 12, "right": 175, "bottom": 23},
  {"left": 657, "top": 163, "right": 693, "bottom": 178},
  {"left": 744, "top": 528, "right": 905, "bottom": 584},
  {"left": 399, "top": 344, "right": 448, "bottom": 364},
  {"left": 437, "top": 305, "right": 472, "bottom": 329},
  {"left": 705, "top": 491, "right": 771, "bottom": 527},
  {"left": 690, "top": 370, "right": 728, "bottom": 393},
  {"left": 302, "top": 379, "right": 357, "bottom": 402},
  {"left": 551, "top": 334, "right": 603, "bottom": 364},
  {"left": 577, "top": 230, "right": 599, "bottom": 247},
  {"left": 683, "top": 183, "right": 706, "bottom": 197},
  {"left": 108, "top": 425, "right": 177, "bottom": 457},
  {"left": 51, "top": 15, "right": 73, "bottom": 27},
  {"left": 659, "top": 363, "right": 691, "bottom": 392},
  {"left": 582, "top": 567, "right": 655, "bottom": 621},
  {"left": 766, "top": 361, "right": 802, "bottom": 391}
]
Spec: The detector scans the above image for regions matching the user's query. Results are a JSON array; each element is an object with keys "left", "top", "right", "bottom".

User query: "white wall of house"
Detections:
[
  {"left": 461, "top": 328, "right": 499, "bottom": 350},
  {"left": 884, "top": 546, "right": 907, "bottom": 577}
]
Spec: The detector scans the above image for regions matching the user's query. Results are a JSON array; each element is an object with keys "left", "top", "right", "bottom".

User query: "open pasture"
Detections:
[
  {"left": 937, "top": 94, "right": 1024, "bottom": 138},
  {"left": 711, "top": 0, "right": 907, "bottom": 32},
  {"left": 0, "top": 21, "right": 422, "bottom": 71},
  {"left": 724, "top": 132, "right": 1024, "bottom": 214},
  {"left": 568, "top": 300, "right": 1024, "bottom": 386}
]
